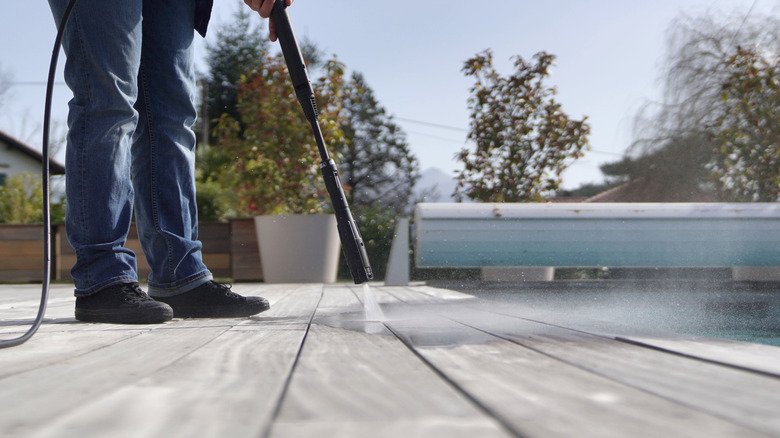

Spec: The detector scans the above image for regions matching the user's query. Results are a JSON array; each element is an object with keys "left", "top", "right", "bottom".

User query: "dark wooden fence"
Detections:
[{"left": 0, "top": 218, "right": 262, "bottom": 283}]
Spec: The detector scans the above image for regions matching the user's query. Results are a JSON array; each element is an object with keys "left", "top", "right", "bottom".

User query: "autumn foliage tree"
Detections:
[
  {"left": 212, "top": 55, "right": 347, "bottom": 216},
  {"left": 455, "top": 50, "right": 590, "bottom": 202}
]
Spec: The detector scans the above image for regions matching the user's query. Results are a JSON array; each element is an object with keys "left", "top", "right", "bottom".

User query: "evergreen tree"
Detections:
[
  {"left": 336, "top": 73, "right": 420, "bottom": 280},
  {"left": 203, "top": 7, "right": 269, "bottom": 138},
  {"left": 340, "top": 72, "right": 419, "bottom": 213},
  {"left": 197, "top": 7, "right": 269, "bottom": 203}
]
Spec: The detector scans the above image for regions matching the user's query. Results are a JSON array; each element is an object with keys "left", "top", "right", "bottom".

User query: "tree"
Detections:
[
  {"left": 340, "top": 72, "right": 419, "bottom": 212},
  {"left": 455, "top": 50, "right": 589, "bottom": 202},
  {"left": 334, "top": 73, "right": 420, "bottom": 280},
  {"left": 0, "top": 62, "right": 11, "bottom": 110},
  {"left": 212, "top": 55, "right": 347, "bottom": 216},
  {"left": 616, "top": 12, "right": 780, "bottom": 201},
  {"left": 197, "top": 8, "right": 329, "bottom": 215},
  {"left": 195, "top": 7, "right": 269, "bottom": 193},
  {"left": 710, "top": 47, "right": 780, "bottom": 201},
  {"left": 600, "top": 133, "right": 719, "bottom": 201},
  {"left": 203, "top": 7, "right": 269, "bottom": 136},
  {"left": 201, "top": 7, "right": 323, "bottom": 145},
  {"left": 198, "top": 12, "right": 421, "bottom": 279}
]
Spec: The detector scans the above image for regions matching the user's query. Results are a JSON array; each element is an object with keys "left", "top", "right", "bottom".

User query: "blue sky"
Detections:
[{"left": 2, "top": 1, "right": 777, "bottom": 189}]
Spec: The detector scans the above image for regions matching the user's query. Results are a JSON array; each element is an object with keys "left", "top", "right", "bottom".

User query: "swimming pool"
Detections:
[{"left": 447, "top": 280, "right": 780, "bottom": 347}]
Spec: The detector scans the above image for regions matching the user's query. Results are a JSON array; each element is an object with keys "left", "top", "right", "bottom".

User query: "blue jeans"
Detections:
[{"left": 49, "top": 0, "right": 212, "bottom": 296}]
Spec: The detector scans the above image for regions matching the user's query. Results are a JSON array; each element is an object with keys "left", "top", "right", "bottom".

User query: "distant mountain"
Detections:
[{"left": 413, "top": 167, "right": 459, "bottom": 202}]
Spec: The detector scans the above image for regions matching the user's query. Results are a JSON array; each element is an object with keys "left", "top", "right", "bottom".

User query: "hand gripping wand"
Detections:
[{"left": 270, "top": 1, "right": 373, "bottom": 284}]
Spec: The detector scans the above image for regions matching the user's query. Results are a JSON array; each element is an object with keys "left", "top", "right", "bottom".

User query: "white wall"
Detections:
[{"left": 0, "top": 144, "right": 45, "bottom": 182}]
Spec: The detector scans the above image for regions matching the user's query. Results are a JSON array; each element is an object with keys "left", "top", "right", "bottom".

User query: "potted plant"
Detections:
[{"left": 213, "top": 55, "right": 347, "bottom": 283}]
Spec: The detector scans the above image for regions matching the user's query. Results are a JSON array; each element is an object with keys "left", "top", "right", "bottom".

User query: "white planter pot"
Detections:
[{"left": 254, "top": 214, "right": 341, "bottom": 283}]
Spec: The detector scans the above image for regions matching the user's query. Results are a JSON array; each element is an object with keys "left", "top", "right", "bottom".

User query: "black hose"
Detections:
[{"left": 0, "top": 0, "right": 78, "bottom": 348}]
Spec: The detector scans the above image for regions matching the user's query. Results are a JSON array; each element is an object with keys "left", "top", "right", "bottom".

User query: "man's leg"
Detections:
[
  {"left": 131, "top": 0, "right": 212, "bottom": 295},
  {"left": 135, "top": 0, "right": 268, "bottom": 318},
  {"left": 49, "top": 0, "right": 141, "bottom": 294},
  {"left": 48, "top": 0, "right": 172, "bottom": 323}
]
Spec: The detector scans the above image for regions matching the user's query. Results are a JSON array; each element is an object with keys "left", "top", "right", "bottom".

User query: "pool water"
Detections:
[
  {"left": 455, "top": 281, "right": 780, "bottom": 348},
  {"left": 696, "top": 329, "right": 780, "bottom": 347}
]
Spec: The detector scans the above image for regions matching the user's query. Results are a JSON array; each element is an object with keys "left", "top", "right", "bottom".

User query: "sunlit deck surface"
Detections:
[{"left": 2, "top": 282, "right": 780, "bottom": 437}]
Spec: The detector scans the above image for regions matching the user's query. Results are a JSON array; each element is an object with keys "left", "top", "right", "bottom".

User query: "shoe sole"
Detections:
[{"left": 75, "top": 307, "right": 173, "bottom": 324}]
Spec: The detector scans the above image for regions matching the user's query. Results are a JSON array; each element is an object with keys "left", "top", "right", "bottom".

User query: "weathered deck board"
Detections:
[
  {"left": 0, "top": 284, "right": 319, "bottom": 437},
  {"left": 268, "top": 285, "right": 512, "bottom": 438},
  {"left": 0, "top": 282, "right": 778, "bottom": 437},
  {"left": 387, "top": 316, "right": 764, "bottom": 438},
  {"left": 28, "top": 284, "right": 324, "bottom": 438},
  {"left": 467, "top": 300, "right": 780, "bottom": 379},
  {"left": 622, "top": 336, "right": 780, "bottom": 377},
  {"left": 0, "top": 330, "right": 143, "bottom": 379},
  {"left": 381, "top": 286, "right": 444, "bottom": 304},
  {"left": 0, "top": 326, "right": 231, "bottom": 436},
  {"left": 0, "top": 285, "right": 105, "bottom": 336},
  {"left": 451, "top": 309, "right": 780, "bottom": 436}
]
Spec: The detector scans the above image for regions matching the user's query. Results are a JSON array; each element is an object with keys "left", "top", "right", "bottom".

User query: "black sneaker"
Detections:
[
  {"left": 152, "top": 281, "right": 270, "bottom": 318},
  {"left": 75, "top": 282, "right": 173, "bottom": 324}
]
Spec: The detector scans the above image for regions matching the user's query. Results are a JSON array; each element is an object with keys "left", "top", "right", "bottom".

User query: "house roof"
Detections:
[
  {"left": 584, "top": 177, "right": 721, "bottom": 202},
  {"left": 0, "top": 130, "right": 65, "bottom": 175}
]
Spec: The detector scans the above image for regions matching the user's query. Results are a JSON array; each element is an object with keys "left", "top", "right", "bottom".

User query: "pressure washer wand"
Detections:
[{"left": 270, "top": 0, "right": 373, "bottom": 284}]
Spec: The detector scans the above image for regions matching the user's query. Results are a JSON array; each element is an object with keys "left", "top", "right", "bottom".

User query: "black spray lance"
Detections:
[{"left": 270, "top": 1, "right": 374, "bottom": 284}]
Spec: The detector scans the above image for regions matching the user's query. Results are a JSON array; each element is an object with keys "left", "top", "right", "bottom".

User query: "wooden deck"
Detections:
[{"left": 1, "top": 282, "right": 780, "bottom": 437}]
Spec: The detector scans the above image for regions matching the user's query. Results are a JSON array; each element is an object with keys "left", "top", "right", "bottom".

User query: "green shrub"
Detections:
[
  {"left": 0, "top": 173, "right": 65, "bottom": 224},
  {"left": 196, "top": 179, "right": 234, "bottom": 222}
]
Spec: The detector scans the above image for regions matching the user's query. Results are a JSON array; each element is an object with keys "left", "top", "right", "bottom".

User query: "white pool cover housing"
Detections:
[{"left": 413, "top": 203, "right": 780, "bottom": 269}]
